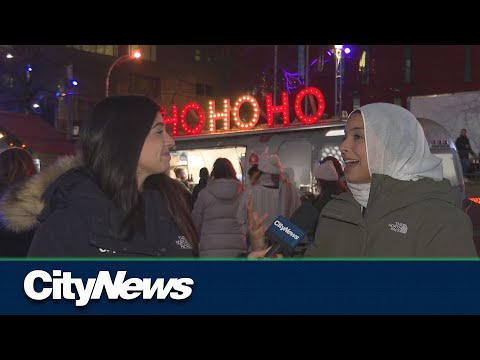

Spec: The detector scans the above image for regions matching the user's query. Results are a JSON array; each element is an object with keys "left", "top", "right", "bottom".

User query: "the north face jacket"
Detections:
[
  {"left": 0, "top": 156, "right": 196, "bottom": 257},
  {"left": 305, "top": 174, "right": 477, "bottom": 258}
]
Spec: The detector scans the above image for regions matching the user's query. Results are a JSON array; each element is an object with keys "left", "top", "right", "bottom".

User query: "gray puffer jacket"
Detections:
[{"left": 191, "top": 178, "right": 246, "bottom": 257}]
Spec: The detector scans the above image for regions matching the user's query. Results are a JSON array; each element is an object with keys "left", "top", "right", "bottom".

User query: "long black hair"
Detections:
[
  {"left": 80, "top": 95, "right": 159, "bottom": 225},
  {"left": 145, "top": 174, "right": 200, "bottom": 256}
]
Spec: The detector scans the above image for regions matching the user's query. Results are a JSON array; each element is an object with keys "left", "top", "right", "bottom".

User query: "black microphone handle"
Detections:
[{"left": 264, "top": 244, "right": 283, "bottom": 258}]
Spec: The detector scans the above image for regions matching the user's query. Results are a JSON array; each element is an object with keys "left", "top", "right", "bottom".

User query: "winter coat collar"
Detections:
[{"left": 0, "top": 155, "right": 83, "bottom": 232}]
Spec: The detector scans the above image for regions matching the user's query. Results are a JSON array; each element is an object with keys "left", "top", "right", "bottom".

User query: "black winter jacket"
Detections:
[{"left": 0, "top": 156, "right": 196, "bottom": 257}]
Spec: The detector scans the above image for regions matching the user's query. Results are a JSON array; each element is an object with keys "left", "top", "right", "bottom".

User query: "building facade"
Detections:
[
  {"left": 0, "top": 45, "right": 237, "bottom": 139},
  {"left": 1, "top": 45, "right": 479, "bottom": 139}
]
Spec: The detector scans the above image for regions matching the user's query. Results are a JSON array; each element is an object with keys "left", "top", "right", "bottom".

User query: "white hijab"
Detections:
[{"left": 347, "top": 103, "right": 444, "bottom": 208}]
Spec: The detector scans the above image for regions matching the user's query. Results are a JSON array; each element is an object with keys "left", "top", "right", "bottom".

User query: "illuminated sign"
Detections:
[{"left": 160, "top": 86, "right": 326, "bottom": 138}]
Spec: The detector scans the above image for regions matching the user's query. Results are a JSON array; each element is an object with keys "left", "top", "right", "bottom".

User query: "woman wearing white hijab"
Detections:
[
  {"left": 303, "top": 103, "right": 476, "bottom": 257},
  {"left": 247, "top": 103, "right": 476, "bottom": 258}
]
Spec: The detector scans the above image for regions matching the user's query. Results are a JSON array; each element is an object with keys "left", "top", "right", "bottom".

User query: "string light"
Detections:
[{"left": 0, "top": 127, "right": 29, "bottom": 151}]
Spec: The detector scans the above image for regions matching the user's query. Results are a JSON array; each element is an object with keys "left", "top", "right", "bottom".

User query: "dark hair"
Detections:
[
  {"left": 145, "top": 174, "right": 199, "bottom": 255},
  {"left": 248, "top": 164, "right": 259, "bottom": 176},
  {"left": 317, "top": 156, "right": 347, "bottom": 195},
  {"left": 80, "top": 95, "right": 159, "bottom": 226},
  {"left": 199, "top": 167, "right": 209, "bottom": 183},
  {"left": 0, "top": 147, "right": 37, "bottom": 193},
  {"left": 174, "top": 167, "right": 185, "bottom": 177},
  {"left": 211, "top": 158, "right": 236, "bottom": 179}
]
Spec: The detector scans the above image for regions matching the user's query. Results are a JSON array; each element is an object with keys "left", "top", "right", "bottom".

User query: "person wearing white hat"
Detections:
[
  {"left": 311, "top": 156, "right": 348, "bottom": 214},
  {"left": 237, "top": 152, "right": 301, "bottom": 250}
]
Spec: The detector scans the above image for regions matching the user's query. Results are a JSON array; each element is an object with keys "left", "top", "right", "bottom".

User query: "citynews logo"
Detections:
[
  {"left": 273, "top": 219, "right": 300, "bottom": 240},
  {"left": 23, "top": 270, "right": 194, "bottom": 307}
]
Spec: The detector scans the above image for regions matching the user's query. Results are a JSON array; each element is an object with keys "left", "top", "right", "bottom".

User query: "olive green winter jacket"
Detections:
[{"left": 305, "top": 174, "right": 477, "bottom": 258}]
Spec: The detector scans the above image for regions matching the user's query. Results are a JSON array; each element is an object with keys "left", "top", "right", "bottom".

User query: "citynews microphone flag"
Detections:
[{"left": 1, "top": 259, "right": 480, "bottom": 315}]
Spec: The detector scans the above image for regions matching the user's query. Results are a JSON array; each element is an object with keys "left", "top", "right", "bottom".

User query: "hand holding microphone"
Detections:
[
  {"left": 247, "top": 200, "right": 320, "bottom": 258},
  {"left": 263, "top": 216, "right": 306, "bottom": 257}
]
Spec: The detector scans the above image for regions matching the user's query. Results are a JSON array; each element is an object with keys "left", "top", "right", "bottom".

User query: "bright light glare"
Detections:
[{"left": 325, "top": 129, "right": 345, "bottom": 137}]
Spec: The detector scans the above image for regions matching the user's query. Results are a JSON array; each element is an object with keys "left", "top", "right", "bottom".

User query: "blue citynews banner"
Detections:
[{"left": 1, "top": 259, "right": 480, "bottom": 315}]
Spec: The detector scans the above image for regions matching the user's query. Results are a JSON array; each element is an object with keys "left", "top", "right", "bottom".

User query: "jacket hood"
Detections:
[
  {"left": 206, "top": 178, "right": 243, "bottom": 200},
  {"left": 0, "top": 154, "right": 83, "bottom": 232}
]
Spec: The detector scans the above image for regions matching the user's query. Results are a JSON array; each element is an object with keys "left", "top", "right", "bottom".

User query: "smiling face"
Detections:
[
  {"left": 137, "top": 112, "right": 175, "bottom": 187},
  {"left": 340, "top": 112, "right": 371, "bottom": 184}
]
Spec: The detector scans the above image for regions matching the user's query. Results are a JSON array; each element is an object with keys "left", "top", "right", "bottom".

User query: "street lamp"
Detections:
[{"left": 105, "top": 50, "right": 142, "bottom": 97}]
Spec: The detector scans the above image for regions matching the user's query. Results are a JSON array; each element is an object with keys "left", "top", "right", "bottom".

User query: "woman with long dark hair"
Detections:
[
  {"left": 192, "top": 158, "right": 246, "bottom": 257},
  {"left": 0, "top": 95, "right": 199, "bottom": 257}
]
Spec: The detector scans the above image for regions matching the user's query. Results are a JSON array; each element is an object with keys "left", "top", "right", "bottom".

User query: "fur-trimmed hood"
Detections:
[{"left": 0, "top": 155, "right": 83, "bottom": 233}]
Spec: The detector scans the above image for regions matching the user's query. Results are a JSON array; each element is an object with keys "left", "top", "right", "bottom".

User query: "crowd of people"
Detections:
[{"left": 0, "top": 96, "right": 477, "bottom": 258}]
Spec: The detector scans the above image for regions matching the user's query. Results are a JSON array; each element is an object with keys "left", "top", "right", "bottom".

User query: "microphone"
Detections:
[{"left": 264, "top": 202, "right": 320, "bottom": 257}]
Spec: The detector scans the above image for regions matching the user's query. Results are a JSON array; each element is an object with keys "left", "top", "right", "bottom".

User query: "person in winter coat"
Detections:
[
  {"left": 247, "top": 164, "right": 260, "bottom": 186},
  {"left": 191, "top": 167, "right": 209, "bottom": 206},
  {"left": 455, "top": 128, "right": 476, "bottom": 175},
  {"left": 191, "top": 158, "right": 246, "bottom": 257},
  {"left": 249, "top": 103, "right": 477, "bottom": 258},
  {"left": 0, "top": 147, "right": 38, "bottom": 256},
  {"left": 237, "top": 152, "right": 301, "bottom": 247},
  {"left": 291, "top": 156, "right": 348, "bottom": 257},
  {"left": 0, "top": 95, "right": 199, "bottom": 257},
  {"left": 311, "top": 156, "right": 348, "bottom": 214}
]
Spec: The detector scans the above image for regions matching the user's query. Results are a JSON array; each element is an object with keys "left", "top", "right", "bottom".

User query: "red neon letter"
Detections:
[
  {"left": 160, "top": 105, "right": 178, "bottom": 136},
  {"left": 232, "top": 95, "right": 260, "bottom": 130},
  {"left": 180, "top": 102, "right": 205, "bottom": 136},
  {"left": 208, "top": 99, "right": 230, "bottom": 132},
  {"left": 294, "top": 87, "right": 325, "bottom": 125},
  {"left": 265, "top": 91, "right": 289, "bottom": 127}
]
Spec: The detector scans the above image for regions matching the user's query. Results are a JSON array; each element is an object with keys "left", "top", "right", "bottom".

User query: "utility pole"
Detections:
[
  {"left": 66, "top": 64, "right": 74, "bottom": 141},
  {"left": 273, "top": 45, "right": 278, "bottom": 108},
  {"left": 334, "top": 45, "right": 344, "bottom": 119}
]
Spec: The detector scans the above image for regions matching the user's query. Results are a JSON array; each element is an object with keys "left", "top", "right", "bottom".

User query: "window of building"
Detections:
[
  {"left": 465, "top": 45, "right": 473, "bottom": 82},
  {"left": 205, "top": 84, "right": 213, "bottom": 97},
  {"left": 67, "top": 45, "right": 118, "bottom": 57},
  {"left": 195, "top": 82, "right": 213, "bottom": 97},
  {"left": 194, "top": 49, "right": 201, "bottom": 62},
  {"left": 74, "top": 96, "right": 93, "bottom": 123},
  {"left": 128, "top": 74, "right": 160, "bottom": 98},
  {"left": 55, "top": 95, "right": 96, "bottom": 135},
  {"left": 404, "top": 45, "right": 412, "bottom": 84},
  {"left": 129, "top": 45, "right": 157, "bottom": 62}
]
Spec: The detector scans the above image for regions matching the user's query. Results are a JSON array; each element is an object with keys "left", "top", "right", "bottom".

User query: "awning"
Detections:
[{"left": 0, "top": 111, "right": 75, "bottom": 155}]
